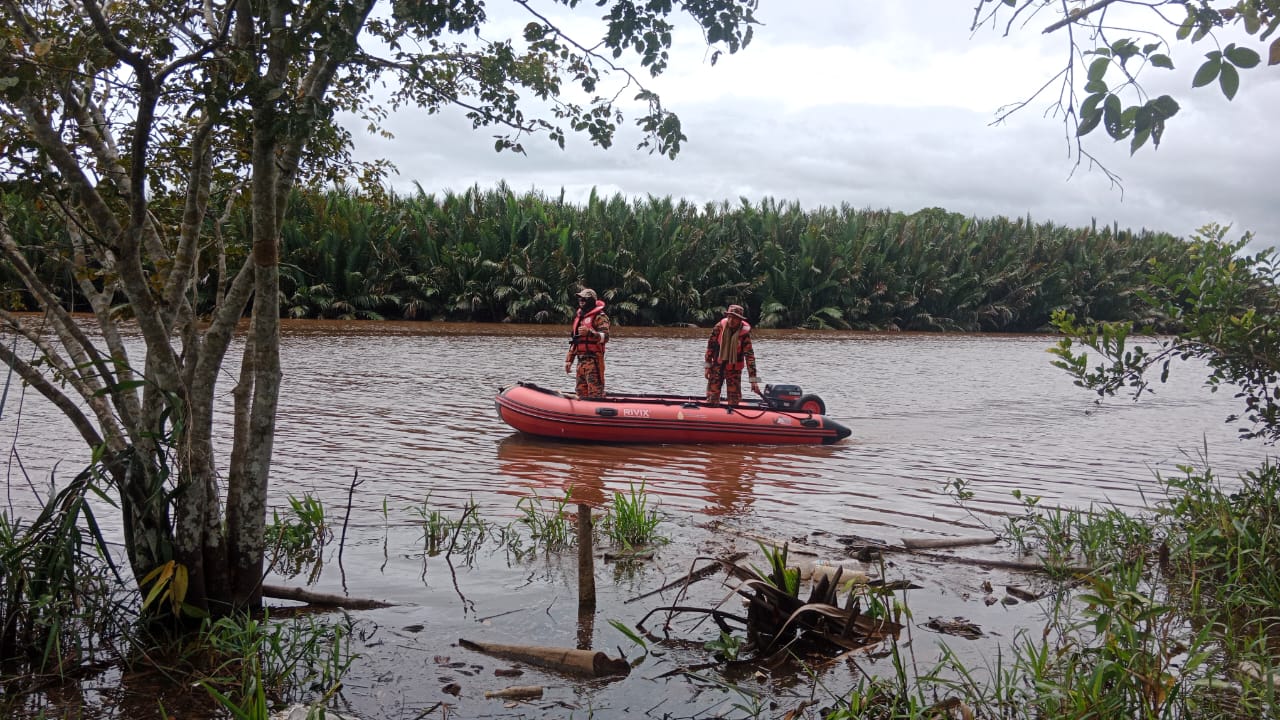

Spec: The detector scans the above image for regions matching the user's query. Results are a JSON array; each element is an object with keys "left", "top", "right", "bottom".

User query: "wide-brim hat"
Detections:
[
  {"left": 725, "top": 304, "right": 746, "bottom": 319},
  {"left": 577, "top": 288, "right": 597, "bottom": 300}
]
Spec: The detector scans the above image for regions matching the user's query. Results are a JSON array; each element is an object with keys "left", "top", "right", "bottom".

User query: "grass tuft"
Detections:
[{"left": 602, "top": 482, "right": 666, "bottom": 550}]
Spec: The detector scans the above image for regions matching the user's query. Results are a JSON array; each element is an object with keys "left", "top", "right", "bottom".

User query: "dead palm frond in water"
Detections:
[
  {"left": 636, "top": 543, "right": 902, "bottom": 666},
  {"left": 738, "top": 543, "right": 902, "bottom": 657}
]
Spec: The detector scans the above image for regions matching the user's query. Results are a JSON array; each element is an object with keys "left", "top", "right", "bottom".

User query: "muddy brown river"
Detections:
[{"left": 1, "top": 321, "right": 1270, "bottom": 718}]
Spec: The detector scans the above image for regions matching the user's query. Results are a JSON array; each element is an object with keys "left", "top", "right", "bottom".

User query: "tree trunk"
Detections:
[{"left": 225, "top": 74, "right": 285, "bottom": 609}]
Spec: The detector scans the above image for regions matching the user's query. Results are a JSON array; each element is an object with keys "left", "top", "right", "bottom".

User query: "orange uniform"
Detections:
[
  {"left": 704, "top": 305, "right": 760, "bottom": 406},
  {"left": 565, "top": 290, "right": 610, "bottom": 398}
]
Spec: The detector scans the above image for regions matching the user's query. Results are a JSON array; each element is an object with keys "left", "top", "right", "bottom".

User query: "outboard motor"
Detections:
[
  {"left": 763, "top": 384, "right": 804, "bottom": 409},
  {"left": 763, "top": 384, "right": 827, "bottom": 415}
]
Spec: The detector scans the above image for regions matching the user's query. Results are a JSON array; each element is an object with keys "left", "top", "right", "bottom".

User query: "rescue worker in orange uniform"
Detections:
[
  {"left": 704, "top": 304, "right": 761, "bottom": 406},
  {"left": 565, "top": 288, "right": 610, "bottom": 398}
]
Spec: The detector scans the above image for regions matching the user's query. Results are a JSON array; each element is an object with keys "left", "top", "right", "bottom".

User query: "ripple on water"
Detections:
[{"left": 1, "top": 323, "right": 1269, "bottom": 543}]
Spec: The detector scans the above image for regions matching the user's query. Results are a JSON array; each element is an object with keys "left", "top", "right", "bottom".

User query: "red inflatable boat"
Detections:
[{"left": 494, "top": 382, "right": 851, "bottom": 445}]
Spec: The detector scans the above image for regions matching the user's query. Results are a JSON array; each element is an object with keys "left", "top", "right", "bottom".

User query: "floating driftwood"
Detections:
[
  {"left": 1006, "top": 585, "right": 1042, "bottom": 602},
  {"left": 483, "top": 685, "right": 544, "bottom": 700},
  {"left": 604, "top": 549, "right": 655, "bottom": 562},
  {"left": 458, "top": 638, "right": 629, "bottom": 677},
  {"left": 900, "top": 535, "right": 999, "bottom": 550},
  {"left": 270, "top": 705, "right": 359, "bottom": 720},
  {"left": 805, "top": 563, "right": 871, "bottom": 587},
  {"left": 924, "top": 616, "right": 984, "bottom": 640},
  {"left": 262, "top": 584, "right": 393, "bottom": 609}
]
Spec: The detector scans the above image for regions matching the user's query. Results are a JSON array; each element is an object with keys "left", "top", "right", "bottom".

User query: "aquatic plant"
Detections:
[
  {"left": 0, "top": 468, "right": 129, "bottom": 671},
  {"left": 601, "top": 482, "right": 666, "bottom": 550},
  {"left": 861, "top": 457, "right": 1280, "bottom": 719},
  {"left": 197, "top": 611, "right": 355, "bottom": 719},
  {"left": 407, "top": 495, "right": 489, "bottom": 562},
  {"left": 0, "top": 470, "right": 127, "bottom": 678},
  {"left": 515, "top": 489, "right": 574, "bottom": 552},
  {"left": 265, "top": 493, "right": 332, "bottom": 580},
  {"left": 408, "top": 493, "right": 454, "bottom": 557}
]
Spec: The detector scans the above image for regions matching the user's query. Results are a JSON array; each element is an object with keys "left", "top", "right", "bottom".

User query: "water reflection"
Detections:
[
  {"left": 495, "top": 433, "right": 854, "bottom": 520},
  {"left": 496, "top": 434, "right": 615, "bottom": 507},
  {"left": 695, "top": 447, "right": 757, "bottom": 518},
  {"left": 496, "top": 433, "right": 765, "bottom": 515}
]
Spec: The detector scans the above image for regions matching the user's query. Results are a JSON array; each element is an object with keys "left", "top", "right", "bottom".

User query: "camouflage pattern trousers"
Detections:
[
  {"left": 574, "top": 353, "right": 605, "bottom": 398},
  {"left": 705, "top": 363, "right": 743, "bottom": 406}
]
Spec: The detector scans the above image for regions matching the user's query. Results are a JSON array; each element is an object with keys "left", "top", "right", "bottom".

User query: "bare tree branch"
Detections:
[{"left": 1044, "top": 0, "right": 1123, "bottom": 34}]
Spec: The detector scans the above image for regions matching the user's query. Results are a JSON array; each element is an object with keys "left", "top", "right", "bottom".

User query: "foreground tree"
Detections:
[
  {"left": 977, "top": 4, "right": 1280, "bottom": 414},
  {"left": 1051, "top": 224, "right": 1280, "bottom": 442},
  {"left": 974, "top": 0, "right": 1278, "bottom": 174},
  {"left": 0, "top": 0, "right": 758, "bottom": 617}
]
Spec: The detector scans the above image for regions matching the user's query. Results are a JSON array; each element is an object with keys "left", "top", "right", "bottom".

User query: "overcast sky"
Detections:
[{"left": 344, "top": 1, "right": 1279, "bottom": 251}]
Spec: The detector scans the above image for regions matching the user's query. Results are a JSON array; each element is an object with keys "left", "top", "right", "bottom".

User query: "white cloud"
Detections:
[{"left": 345, "top": 0, "right": 1280, "bottom": 248}]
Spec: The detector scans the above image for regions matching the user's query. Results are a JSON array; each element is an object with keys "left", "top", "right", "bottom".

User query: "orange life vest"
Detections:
[{"left": 570, "top": 301, "right": 607, "bottom": 353}]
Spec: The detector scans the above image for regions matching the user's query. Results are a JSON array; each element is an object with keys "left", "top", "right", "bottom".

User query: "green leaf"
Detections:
[
  {"left": 1077, "top": 108, "right": 1102, "bottom": 137},
  {"left": 608, "top": 618, "right": 647, "bottom": 649},
  {"left": 1103, "top": 93, "right": 1125, "bottom": 139},
  {"left": 522, "top": 22, "right": 546, "bottom": 42},
  {"left": 1224, "top": 44, "right": 1261, "bottom": 68},
  {"left": 180, "top": 602, "right": 210, "bottom": 619},
  {"left": 1130, "top": 128, "right": 1151, "bottom": 155},
  {"left": 1149, "top": 53, "right": 1174, "bottom": 69},
  {"left": 1176, "top": 8, "right": 1196, "bottom": 40},
  {"left": 1079, "top": 92, "right": 1106, "bottom": 118},
  {"left": 1245, "top": 11, "right": 1262, "bottom": 35},
  {"left": 1133, "top": 105, "right": 1153, "bottom": 136},
  {"left": 1191, "top": 58, "right": 1221, "bottom": 88},
  {"left": 1151, "top": 94, "right": 1180, "bottom": 118},
  {"left": 1111, "top": 38, "right": 1138, "bottom": 64},
  {"left": 1219, "top": 62, "right": 1241, "bottom": 99},
  {"left": 1084, "top": 78, "right": 1108, "bottom": 94},
  {"left": 1151, "top": 117, "right": 1167, "bottom": 148},
  {"left": 1087, "top": 56, "right": 1110, "bottom": 82}
]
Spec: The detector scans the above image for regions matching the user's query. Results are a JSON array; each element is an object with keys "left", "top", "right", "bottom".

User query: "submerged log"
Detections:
[
  {"left": 484, "top": 685, "right": 544, "bottom": 700},
  {"left": 900, "top": 536, "right": 999, "bottom": 550},
  {"left": 262, "top": 584, "right": 394, "bottom": 609},
  {"left": 905, "top": 551, "right": 1091, "bottom": 575},
  {"left": 604, "top": 549, "right": 655, "bottom": 561},
  {"left": 458, "top": 638, "right": 630, "bottom": 677},
  {"left": 1005, "top": 585, "right": 1042, "bottom": 602}
]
